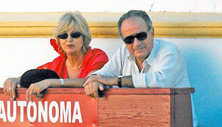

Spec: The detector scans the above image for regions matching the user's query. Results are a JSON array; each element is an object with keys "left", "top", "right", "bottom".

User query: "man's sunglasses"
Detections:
[
  {"left": 58, "top": 32, "right": 81, "bottom": 39},
  {"left": 123, "top": 32, "right": 147, "bottom": 44}
]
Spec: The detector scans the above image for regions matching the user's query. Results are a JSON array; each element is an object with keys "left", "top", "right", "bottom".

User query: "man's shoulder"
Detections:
[
  {"left": 106, "top": 44, "right": 130, "bottom": 63},
  {"left": 115, "top": 44, "right": 130, "bottom": 56}
]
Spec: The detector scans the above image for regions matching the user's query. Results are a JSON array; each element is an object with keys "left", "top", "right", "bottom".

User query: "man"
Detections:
[
  {"left": 83, "top": 10, "right": 197, "bottom": 126},
  {"left": 84, "top": 10, "right": 190, "bottom": 96}
]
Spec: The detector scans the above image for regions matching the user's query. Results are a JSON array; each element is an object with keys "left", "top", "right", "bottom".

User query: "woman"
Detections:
[{"left": 3, "top": 11, "right": 108, "bottom": 100}]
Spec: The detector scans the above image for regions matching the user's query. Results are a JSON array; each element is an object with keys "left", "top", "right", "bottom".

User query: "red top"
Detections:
[{"left": 37, "top": 39, "right": 108, "bottom": 79}]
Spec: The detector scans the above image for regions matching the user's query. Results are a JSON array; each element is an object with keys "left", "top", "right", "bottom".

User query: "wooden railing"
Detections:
[{"left": 0, "top": 88, "right": 194, "bottom": 127}]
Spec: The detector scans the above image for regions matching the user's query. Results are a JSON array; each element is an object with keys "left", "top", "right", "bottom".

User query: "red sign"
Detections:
[{"left": 0, "top": 88, "right": 98, "bottom": 127}]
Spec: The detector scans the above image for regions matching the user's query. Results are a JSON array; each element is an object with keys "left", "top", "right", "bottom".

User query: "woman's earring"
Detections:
[
  {"left": 82, "top": 45, "right": 86, "bottom": 54},
  {"left": 58, "top": 46, "right": 65, "bottom": 54},
  {"left": 58, "top": 46, "right": 62, "bottom": 52}
]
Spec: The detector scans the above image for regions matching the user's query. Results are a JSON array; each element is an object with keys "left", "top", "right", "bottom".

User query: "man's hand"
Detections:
[
  {"left": 84, "top": 81, "right": 105, "bottom": 98},
  {"left": 3, "top": 78, "right": 20, "bottom": 100},
  {"left": 83, "top": 74, "right": 118, "bottom": 98}
]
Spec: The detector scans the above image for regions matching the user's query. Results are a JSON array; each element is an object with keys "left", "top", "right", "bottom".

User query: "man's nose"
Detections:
[{"left": 133, "top": 38, "right": 141, "bottom": 46}]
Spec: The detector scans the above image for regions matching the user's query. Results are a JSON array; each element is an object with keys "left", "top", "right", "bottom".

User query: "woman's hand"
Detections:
[
  {"left": 26, "top": 79, "right": 51, "bottom": 101},
  {"left": 3, "top": 78, "right": 20, "bottom": 100}
]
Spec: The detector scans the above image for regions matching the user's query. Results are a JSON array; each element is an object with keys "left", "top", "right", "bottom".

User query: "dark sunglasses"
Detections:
[
  {"left": 58, "top": 32, "right": 81, "bottom": 39},
  {"left": 123, "top": 32, "right": 147, "bottom": 44}
]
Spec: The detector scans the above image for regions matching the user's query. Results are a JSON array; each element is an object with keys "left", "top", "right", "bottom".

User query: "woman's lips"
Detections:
[{"left": 66, "top": 44, "right": 74, "bottom": 48}]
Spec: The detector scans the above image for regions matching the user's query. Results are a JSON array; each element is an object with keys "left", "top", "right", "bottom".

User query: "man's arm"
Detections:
[
  {"left": 83, "top": 75, "right": 134, "bottom": 98},
  {"left": 84, "top": 75, "right": 134, "bottom": 87}
]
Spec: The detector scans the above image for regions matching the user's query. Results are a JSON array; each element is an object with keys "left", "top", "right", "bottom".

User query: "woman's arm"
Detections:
[{"left": 26, "top": 78, "right": 86, "bottom": 101}]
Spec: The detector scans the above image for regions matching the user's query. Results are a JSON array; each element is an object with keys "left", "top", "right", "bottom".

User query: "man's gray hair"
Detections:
[{"left": 118, "top": 10, "right": 153, "bottom": 38}]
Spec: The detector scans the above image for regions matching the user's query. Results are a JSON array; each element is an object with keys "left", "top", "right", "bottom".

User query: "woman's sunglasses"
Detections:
[
  {"left": 123, "top": 32, "right": 147, "bottom": 44},
  {"left": 58, "top": 32, "right": 81, "bottom": 39}
]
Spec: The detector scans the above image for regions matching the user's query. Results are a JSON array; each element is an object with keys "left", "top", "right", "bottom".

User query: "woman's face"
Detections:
[{"left": 58, "top": 28, "right": 84, "bottom": 55}]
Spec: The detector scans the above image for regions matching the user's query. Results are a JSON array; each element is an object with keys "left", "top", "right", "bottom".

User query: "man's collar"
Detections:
[
  {"left": 145, "top": 39, "right": 157, "bottom": 65},
  {"left": 127, "top": 39, "right": 158, "bottom": 65},
  {"left": 127, "top": 53, "right": 135, "bottom": 62}
]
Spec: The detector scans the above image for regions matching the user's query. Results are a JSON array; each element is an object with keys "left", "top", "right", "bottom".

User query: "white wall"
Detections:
[{"left": 0, "top": 0, "right": 222, "bottom": 13}]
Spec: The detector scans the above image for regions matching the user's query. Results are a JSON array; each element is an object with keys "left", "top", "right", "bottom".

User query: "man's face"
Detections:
[{"left": 121, "top": 16, "right": 154, "bottom": 62}]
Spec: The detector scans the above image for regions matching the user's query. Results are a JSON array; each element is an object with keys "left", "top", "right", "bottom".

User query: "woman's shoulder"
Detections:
[
  {"left": 37, "top": 55, "right": 66, "bottom": 69},
  {"left": 88, "top": 47, "right": 107, "bottom": 55},
  {"left": 84, "top": 47, "right": 108, "bottom": 63},
  {"left": 86, "top": 47, "right": 108, "bottom": 58}
]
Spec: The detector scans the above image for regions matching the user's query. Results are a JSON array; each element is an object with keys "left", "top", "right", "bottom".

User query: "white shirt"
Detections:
[{"left": 94, "top": 39, "right": 190, "bottom": 88}]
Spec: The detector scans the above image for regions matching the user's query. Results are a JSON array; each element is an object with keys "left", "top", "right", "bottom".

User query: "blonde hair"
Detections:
[{"left": 54, "top": 11, "right": 91, "bottom": 52}]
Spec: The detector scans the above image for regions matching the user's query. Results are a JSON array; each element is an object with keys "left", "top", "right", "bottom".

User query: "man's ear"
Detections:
[{"left": 152, "top": 28, "right": 155, "bottom": 36}]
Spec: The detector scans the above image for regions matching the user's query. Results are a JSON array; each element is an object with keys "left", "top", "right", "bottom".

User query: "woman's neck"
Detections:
[{"left": 66, "top": 52, "right": 84, "bottom": 69}]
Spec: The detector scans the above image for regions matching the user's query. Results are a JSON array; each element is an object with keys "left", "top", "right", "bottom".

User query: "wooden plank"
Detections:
[
  {"left": 0, "top": 88, "right": 86, "bottom": 94},
  {"left": 98, "top": 95, "right": 171, "bottom": 127},
  {"left": 0, "top": 87, "right": 194, "bottom": 95},
  {"left": 104, "top": 88, "right": 194, "bottom": 95},
  {"left": 173, "top": 94, "right": 193, "bottom": 127}
]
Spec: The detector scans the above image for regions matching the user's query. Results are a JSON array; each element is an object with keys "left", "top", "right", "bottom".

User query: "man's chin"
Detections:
[
  {"left": 135, "top": 55, "right": 146, "bottom": 61},
  {"left": 134, "top": 53, "right": 149, "bottom": 61}
]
